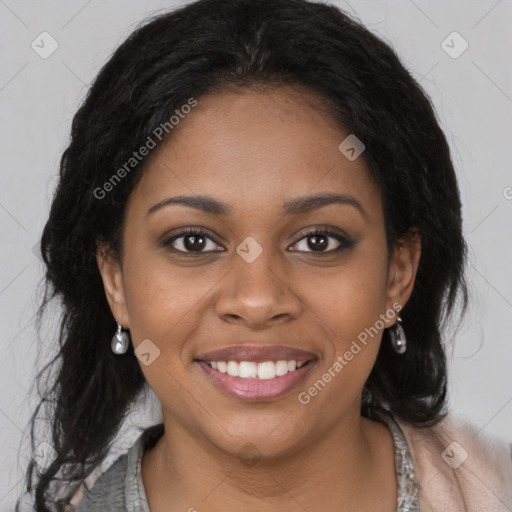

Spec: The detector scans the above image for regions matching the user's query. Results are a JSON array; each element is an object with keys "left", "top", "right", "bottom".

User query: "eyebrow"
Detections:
[{"left": 147, "top": 192, "right": 367, "bottom": 219}]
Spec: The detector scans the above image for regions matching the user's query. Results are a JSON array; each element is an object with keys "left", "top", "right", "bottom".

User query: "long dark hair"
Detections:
[{"left": 18, "top": 0, "right": 468, "bottom": 509}]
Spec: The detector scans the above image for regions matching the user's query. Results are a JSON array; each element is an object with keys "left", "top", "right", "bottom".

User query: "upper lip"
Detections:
[{"left": 195, "top": 344, "right": 317, "bottom": 363}]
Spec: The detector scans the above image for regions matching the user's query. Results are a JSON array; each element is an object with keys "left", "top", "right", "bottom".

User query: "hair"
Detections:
[{"left": 18, "top": 0, "right": 468, "bottom": 509}]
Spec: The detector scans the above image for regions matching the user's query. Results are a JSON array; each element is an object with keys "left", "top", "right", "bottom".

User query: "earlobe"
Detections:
[
  {"left": 96, "top": 241, "right": 130, "bottom": 327},
  {"left": 386, "top": 230, "right": 421, "bottom": 321}
]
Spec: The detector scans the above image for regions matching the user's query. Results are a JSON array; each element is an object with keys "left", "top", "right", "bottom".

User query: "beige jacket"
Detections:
[{"left": 398, "top": 413, "right": 512, "bottom": 511}]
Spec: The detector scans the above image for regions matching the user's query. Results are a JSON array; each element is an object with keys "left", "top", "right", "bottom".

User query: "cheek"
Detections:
[
  {"left": 121, "top": 246, "right": 221, "bottom": 367},
  {"left": 315, "top": 237, "right": 390, "bottom": 343},
  {"left": 308, "top": 238, "right": 390, "bottom": 398},
  {"left": 295, "top": 251, "right": 389, "bottom": 417},
  {"left": 120, "top": 252, "right": 214, "bottom": 412}
]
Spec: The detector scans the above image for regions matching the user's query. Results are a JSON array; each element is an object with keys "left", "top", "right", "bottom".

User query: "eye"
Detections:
[
  {"left": 162, "top": 227, "right": 354, "bottom": 255},
  {"left": 162, "top": 228, "right": 223, "bottom": 254},
  {"left": 289, "top": 228, "right": 353, "bottom": 254}
]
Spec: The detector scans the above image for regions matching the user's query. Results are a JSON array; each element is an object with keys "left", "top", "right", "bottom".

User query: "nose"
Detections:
[{"left": 215, "top": 248, "right": 303, "bottom": 330}]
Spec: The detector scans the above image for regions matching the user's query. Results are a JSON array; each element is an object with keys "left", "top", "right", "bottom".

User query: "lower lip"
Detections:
[{"left": 196, "top": 360, "right": 316, "bottom": 401}]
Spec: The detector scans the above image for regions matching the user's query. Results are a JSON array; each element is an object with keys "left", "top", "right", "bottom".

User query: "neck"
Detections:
[{"left": 141, "top": 405, "right": 396, "bottom": 511}]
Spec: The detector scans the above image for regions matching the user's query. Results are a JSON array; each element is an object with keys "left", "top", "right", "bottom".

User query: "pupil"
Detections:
[
  {"left": 185, "top": 235, "right": 205, "bottom": 251},
  {"left": 308, "top": 234, "right": 327, "bottom": 251}
]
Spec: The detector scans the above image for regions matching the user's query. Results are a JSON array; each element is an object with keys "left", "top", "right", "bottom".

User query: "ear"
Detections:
[
  {"left": 96, "top": 241, "right": 130, "bottom": 328},
  {"left": 384, "top": 229, "right": 421, "bottom": 325}
]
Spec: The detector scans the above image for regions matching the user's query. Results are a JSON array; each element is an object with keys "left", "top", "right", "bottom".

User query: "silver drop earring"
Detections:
[
  {"left": 389, "top": 313, "right": 407, "bottom": 354},
  {"left": 111, "top": 321, "right": 130, "bottom": 354}
]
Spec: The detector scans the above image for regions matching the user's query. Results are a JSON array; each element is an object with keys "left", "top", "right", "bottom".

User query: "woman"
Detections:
[{"left": 18, "top": 0, "right": 512, "bottom": 510}]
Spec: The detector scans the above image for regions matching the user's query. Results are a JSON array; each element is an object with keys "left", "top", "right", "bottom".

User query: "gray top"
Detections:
[{"left": 74, "top": 408, "right": 420, "bottom": 512}]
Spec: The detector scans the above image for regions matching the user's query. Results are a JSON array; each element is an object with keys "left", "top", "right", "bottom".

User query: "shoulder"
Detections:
[
  {"left": 74, "top": 452, "right": 130, "bottom": 512},
  {"left": 396, "top": 412, "right": 512, "bottom": 511},
  {"left": 73, "top": 424, "right": 164, "bottom": 512}
]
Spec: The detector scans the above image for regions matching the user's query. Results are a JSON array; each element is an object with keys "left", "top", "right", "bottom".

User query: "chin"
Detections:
[{"left": 204, "top": 413, "right": 308, "bottom": 462}]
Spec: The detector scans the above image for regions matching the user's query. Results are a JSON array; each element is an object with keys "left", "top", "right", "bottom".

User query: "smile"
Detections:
[
  {"left": 206, "top": 359, "right": 307, "bottom": 379},
  {"left": 194, "top": 344, "right": 318, "bottom": 401},
  {"left": 196, "top": 358, "right": 316, "bottom": 401}
]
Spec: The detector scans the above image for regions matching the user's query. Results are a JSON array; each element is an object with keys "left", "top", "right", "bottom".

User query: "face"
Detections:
[{"left": 97, "top": 86, "right": 420, "bottom": 459}]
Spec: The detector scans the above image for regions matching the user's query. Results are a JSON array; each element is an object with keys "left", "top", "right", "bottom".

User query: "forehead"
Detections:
[{"left": 129, "top": 86, "right": 381, "bottom": 221}]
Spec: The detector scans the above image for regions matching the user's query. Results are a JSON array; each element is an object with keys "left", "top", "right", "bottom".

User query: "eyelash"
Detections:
[{"left": 161, "top": 227, "right": 354, "bottom": 255}]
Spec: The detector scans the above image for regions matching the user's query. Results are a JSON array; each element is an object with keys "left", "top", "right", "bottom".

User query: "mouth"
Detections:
[
  {"left": 194, "top": 344, "right": 317, "bottom": 401},
  {"left": 203, "top": 359, "right": 310, "bottom": 378}
]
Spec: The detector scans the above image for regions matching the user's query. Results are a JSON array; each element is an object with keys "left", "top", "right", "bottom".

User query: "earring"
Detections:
[
  {"left": 389, "top": 313, "right": 407, "bottom": 354},
  {"left": 111, "top": 321, "right": 130, "bottom": 354}
]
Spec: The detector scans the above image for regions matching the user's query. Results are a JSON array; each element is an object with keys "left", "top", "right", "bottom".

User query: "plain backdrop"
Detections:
[{"left": 1, "top": 0, "right": 511, "bottom": 508}]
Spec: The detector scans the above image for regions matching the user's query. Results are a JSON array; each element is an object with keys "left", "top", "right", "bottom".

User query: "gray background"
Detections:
[{"left": 1, "top": 0, "right": 511, "bottom": 508}]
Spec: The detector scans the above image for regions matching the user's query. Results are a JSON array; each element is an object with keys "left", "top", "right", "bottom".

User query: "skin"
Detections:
[{"left": 97, "top": 86, "right": 421, "bottom": 512}]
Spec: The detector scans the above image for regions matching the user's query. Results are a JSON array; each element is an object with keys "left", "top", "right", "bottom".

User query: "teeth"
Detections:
[
  {"left": 226, "top": 361, "right": 239, "bottom": 377},
  {"left": 206, "top": 359, "right": 308, "bottom": 379},
  {"left": 258, "top": 361, "right": 275, "bottom": 380},
  {"left": 239, "top": 361, "right": 258, "bottom": 378},
  {"left": 275, "top": 360, "right": 288, "bottom": 376}
]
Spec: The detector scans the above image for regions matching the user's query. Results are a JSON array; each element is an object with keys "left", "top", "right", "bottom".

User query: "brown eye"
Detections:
[
  {"left": 162, "top": 229, "right": 223, "bottom": 253},
  {"left": 289, "top": 229, "right": 353, "bottom": 254}
]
